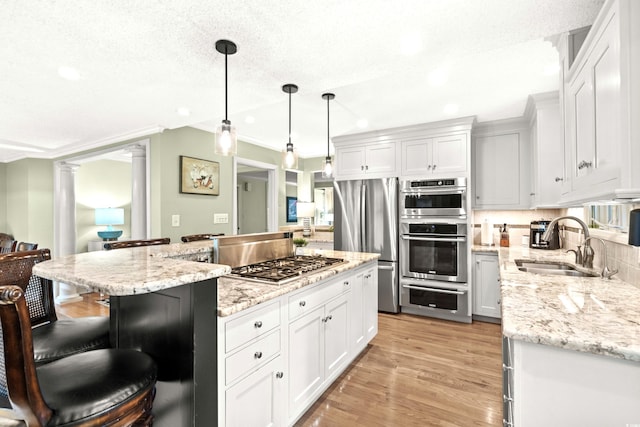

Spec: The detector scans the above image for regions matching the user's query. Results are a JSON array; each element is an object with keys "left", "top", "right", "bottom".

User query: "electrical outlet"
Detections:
[
  {"left": 172, "top": 214, "right": 180, "bottom": 227},
  {"left": 214, "top": 213, "right": 228, "bottom": 224}
]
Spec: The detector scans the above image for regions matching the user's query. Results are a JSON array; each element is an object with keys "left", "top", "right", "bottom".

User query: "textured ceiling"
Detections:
[{"left": 0, "top": 0, "right": 605, "bottom": 163}]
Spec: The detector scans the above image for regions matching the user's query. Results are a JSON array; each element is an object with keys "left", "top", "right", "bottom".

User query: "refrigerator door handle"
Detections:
[
  {"left": 378, "top": 265, "right": 394, "bottom": 271},
  {"left": 360, "top": 183, "right": 367, "bottom": 252}
]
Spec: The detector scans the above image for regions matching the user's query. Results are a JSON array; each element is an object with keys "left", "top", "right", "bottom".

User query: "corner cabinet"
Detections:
[
  {"left": 557, "top": 0, "right": 640, "bottom": 203},
  {"left": 472, "top": 252, "right": 501, "bottom": 319},
  {"left": 332, "top": 117, "right": 474, "bottom": 181},
  {"left": 472, "top": 118, "right": 531, "bottom": 209},
  {"left": 217, "top": 260, "right": 379, "bottom": 427}
]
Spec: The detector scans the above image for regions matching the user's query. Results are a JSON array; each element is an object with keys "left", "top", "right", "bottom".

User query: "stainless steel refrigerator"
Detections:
[{"left": 333, "top": 178, "right": 399, "bottom": 313}]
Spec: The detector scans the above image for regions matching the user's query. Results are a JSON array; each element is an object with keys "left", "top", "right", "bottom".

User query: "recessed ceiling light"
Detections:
[
  {"left": 443, "top": 103, "right": 459, "bottom": 115},
  {"left": 400, "top": 32, "right": 423, "bottom": 56},
  {"left": 245, "top": 115, "right": 255, "bottom": 124},
  {"left": 356, "top": 119, "right": 368, "bottom": 129},
  {"left": 428, "top": 68, "right": 448, "bottom": 87},
  {"left": 176, "top": 107, "right": 191, "bottom": 116},
  {"left": 57, "top": 66, "right": 80, "bottom": 81}
]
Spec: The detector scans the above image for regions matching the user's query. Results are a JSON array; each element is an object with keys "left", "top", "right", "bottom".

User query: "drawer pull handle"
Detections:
[
  {"left": 254, "top": 321, "right": 263, "bottom": 328},
  {"left": 254, "top": 351, "right": 263, "bottom": 359},
  {"left": 555, "top": 177, "right": 563, "bottom": 182},
  {"left": 276, "top": 372, "right": 284, "bottom": 379},
  {"left": 578, "top": 160, "right": 593, "bottom": 170},
  {"left": 344, "top": 281, "right": 349, "bottom": 286},
  {"left": 299, "top": 301, "right": 306, "bottom": 307},
  {"left": 323, "top": 314, "right": 333, "bottom": 323}
]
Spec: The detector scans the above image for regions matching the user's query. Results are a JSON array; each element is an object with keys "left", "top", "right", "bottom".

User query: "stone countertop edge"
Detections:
[
  {"left": 473, "top": 244, "right": 640, "bottom": 362},
  {"left": 217, "top": 249, "right": 380, "bottom": 317}
]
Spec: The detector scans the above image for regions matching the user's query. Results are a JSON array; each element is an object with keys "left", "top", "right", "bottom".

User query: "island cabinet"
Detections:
[
  {"left": 503, "top": 337, "right": 640, "bottom": 426},
  {"left": 557, "top": 0, "right": 640, "bottom": 203},
  {"left": 400, "top": 134, "right": 467, "bottom": 178},
  {"left": 472, "top": 118, "right": 530, "bottom": 209},
  {"left": 217, "top": 260, "right": 379, "bottom": 427}
]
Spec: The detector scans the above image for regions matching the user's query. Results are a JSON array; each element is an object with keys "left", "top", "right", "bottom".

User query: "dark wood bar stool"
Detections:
[
  {"left": 0, "top": 240, "right": 16, "bottom": 254},
  {"left": 180, "top": 233, "right": 224, "bottom": 242},
  {"left": 14, "top": 242, "right": 37, "bottom": 252},
  {"left": 103, "top": 237, "right": 170, "bottom": 250},
  {"left": 0, "top": 250, "right": 110, "bottom": 408},
  {"left": 0, "top": 285, "right": 157, "bottom": 426}
]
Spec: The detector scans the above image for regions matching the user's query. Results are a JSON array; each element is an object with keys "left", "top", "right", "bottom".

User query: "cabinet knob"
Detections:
[
  {"left": 502, "top": 363, "right": 513, "bottom": 371},
  {"left": 344, "top": 281, "right": 350, "bottom": 286},
  {"left": 554, "top": 177, "right": 564, "bottom": 182},
  {"left": 578, "top": 160, "right": 593, "bottom": 170},
  {"left": 299, "top": 301, "right": 306, "bottom": 307},
  {"left": 476, "top": 196, "right": 480, "bottom": 199},
  {"left": 365, "top": 165, "right": 369, "bottom": 170},
  {"left": 427, "top": 165, "right": 432, "bottom": 170},
  {"left": 432, "top": 164, "right": 436, "bottom": 170},
  {"left": 529, "top": 192, "right": 535, "bottom": 196},
  {"left": 276, "top": 372, "right": 284, "bottom": 379},
  {"left": 254, "top": 351, "right": 263, "bottom": 359},
  {"left": 254, "top": 320, "right": 263, "bottom": 328},
  {"left": 503, "top": 395, "right": 514, "bottom": 403},
  {"left": 361, "top": 165, "right": 364, "bottom": 170}
]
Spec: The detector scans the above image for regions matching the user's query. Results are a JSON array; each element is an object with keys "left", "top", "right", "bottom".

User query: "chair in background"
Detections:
[
  {"left": 14, "top": 242, "right": 37, "bottom": 252},
  {"left": 103, "top": 237, "right": 170, "bottom": 250},
  {"left": 0, "top": 240, "right": 16, "bottom": 254},
  {"left": 0, "top": 250, "right": 111, "bottom": 408},
  {"left": 180, "top": 233, "right": 224, "bottom": 242},
  {"left": 0, "top": 285, "right": 157, "bottom": 426}
]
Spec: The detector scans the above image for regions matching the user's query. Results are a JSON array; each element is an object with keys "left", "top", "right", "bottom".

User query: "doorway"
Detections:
[{"left": 233, "top": 157, "right": 278, "bottom": 235}]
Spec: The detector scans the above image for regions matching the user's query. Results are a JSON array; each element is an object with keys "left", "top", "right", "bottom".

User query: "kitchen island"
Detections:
[
  {"left": 33, "top": 241, "right": 379, "bottom": 427},
  {"left": 482, "top": 245, "right": 640, "bottom": 426}
]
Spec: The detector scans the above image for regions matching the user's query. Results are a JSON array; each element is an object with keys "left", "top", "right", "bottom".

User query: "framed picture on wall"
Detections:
[
  {"left": 180, "top": 155, "right": 220, "bottom": 196},
  {"left": 286, "top": 196, "right": 297, "bottom": 222}
]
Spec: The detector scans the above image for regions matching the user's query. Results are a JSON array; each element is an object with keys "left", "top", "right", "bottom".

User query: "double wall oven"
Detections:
[{"left": 399, "top": 177, "right": 471, "bottom": 323}]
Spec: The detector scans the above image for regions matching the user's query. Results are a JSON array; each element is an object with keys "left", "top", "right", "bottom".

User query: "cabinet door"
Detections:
[
  {"left": 363, "top": 268, "right": 378, "bottom": 342},
  {"left": 324, "top": 294, "right": 350, "bottom": 380},
  {"left": 334, "top": 146, "right": 366, "bottom": 179},
  {"left": 473, "top": 253, "right": 501, "bottom": 318},
  {"left": 474, "top": 133, "right": 521, "bottom": 208},
  {"left": 225, "top": 356, "right": 285, "bottom": 427},
  {"left": 348, "top": 271, "right": 365, "bottom": 353},
  {"left": 364, "top": 142, "right": 397, "bottom": 176},
  {"left": 288, "top": 306, "right": 325, "bottom": 418},
  {"left": 432, "top": 134, "right": 467, "bottom": 175},
  {"left": 531, "top": 105, "right": 564, "bottom": 207},
  {"left": 401, "top": 139, "right": 432, "bottom": 176}
]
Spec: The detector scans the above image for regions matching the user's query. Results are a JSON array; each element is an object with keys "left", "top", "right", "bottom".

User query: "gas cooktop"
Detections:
[{"left": 229, "top": 255, "right": 346, "bottom": 285}]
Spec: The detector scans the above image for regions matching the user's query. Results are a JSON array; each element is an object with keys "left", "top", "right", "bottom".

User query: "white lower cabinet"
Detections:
[
  {"left": 218, "top": 261, "right": 379, "bottom": 427},
  {"left": 472, "top": 252, "right": 501, "bottom": 319}
]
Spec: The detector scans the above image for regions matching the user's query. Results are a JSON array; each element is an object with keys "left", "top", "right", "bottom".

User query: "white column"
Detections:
[
  {"left": 55, "top": 162, "right": 82, "bottom": 304},
  {"left": 129, "top": 144, "right": 147, "bottom": 239}
]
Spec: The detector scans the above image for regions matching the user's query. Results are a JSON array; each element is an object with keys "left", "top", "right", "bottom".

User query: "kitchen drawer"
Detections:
[
  {"left": 225, "top": 329, "right": 281, "bottom": 385},
  {"left": 225, "top": 300, "right": 281, "bottom": 353},
  {"left": 288, "top": 277, "right": 351, "bottom": 320}
]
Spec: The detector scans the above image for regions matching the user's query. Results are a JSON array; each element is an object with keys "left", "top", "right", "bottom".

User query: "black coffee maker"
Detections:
[{"left": 530, "top": 220, "right": 560, "bottom": 249}]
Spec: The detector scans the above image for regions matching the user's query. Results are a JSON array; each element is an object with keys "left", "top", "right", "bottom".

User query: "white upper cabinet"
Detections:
[
  {"left": 524, "top": 92, "right": 565, "bottom": 208},
  {"left": 401, "top": 134, "right": 467, "bottom": 178},
  {"left": 472, "top": 118, "right": 531, "bottom": 209},
  {"left": 557, "top": 0, "right": 640, "bottom": 203},
  {"left": 333, "top": 117, "right": 474, "bottom": 181}
]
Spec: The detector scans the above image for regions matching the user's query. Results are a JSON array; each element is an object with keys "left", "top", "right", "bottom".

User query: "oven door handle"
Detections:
[
  {"left": 402, "top": 285, "right": 466, "bottom": 295},
  {"left": 402, "top": 188, "right": 466, "bottom": 195},
  {"left": 401, "top": 235, "right": 466, "bottom": 243}
]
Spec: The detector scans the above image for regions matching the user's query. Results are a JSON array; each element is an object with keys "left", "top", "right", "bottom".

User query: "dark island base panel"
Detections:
[{"left": 110, "top": 279, "right": 218, "bottom": 427}]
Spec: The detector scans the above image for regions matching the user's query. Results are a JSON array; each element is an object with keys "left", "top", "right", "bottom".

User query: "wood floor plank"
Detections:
[{"left": 60, "top": 295, "right": 503, "bottom": 426}]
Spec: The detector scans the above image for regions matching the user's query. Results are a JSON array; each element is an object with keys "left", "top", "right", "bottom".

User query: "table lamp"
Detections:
[
  {"left": 297, "top": 202, "right": 315, "bottom": 238},
  {"left": 95, "top": 208, "right": 125, "bottom": 241}
]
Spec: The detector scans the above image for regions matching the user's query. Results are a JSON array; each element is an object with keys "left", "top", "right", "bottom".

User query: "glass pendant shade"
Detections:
[
  {"left": 214, "top": 39, "right": 238, "bottom": 156},
  {"left": 322, "top": 156, "right": 333, "bottom": 178},
  {"left": 321, "top": 92, "right": 335, "bottom": 178},
  {"left": 215, "top": 120, "right": 237, "bottom": 156}
]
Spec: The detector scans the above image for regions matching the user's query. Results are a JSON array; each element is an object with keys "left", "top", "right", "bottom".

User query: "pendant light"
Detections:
[
  {"left": 282, "top": 83, "right": 299, "bottom": 169},
  {"left": 214, "top": 39, "right": 238, "bottom": 156},
  {"left": 321, "top": 93, "right": 335, "bottom": 178}
]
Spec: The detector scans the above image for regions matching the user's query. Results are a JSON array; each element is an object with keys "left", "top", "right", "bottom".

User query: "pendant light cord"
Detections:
[
  {"left": 326, "top": 97, "right": 330, "bottom": 156},
  {"left": 224, "top": 48, "right": 228, "bottom": 122},
  {"left": 288, "top": 91, "right": 292, "bottom": 144}
]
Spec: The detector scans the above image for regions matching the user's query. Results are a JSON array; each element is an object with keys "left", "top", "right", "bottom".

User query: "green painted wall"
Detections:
[{"left": 5, "top": 159, "right": 54, "bottom": 249}]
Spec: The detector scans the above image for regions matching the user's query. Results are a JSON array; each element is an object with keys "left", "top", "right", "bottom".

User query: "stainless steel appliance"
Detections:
[
  {"left": 530, "top": 220, "right": 560, "bottom": 249},
  {"left": 400, "top": 177, "right": 466, "bottom": 218},
  {"left": 333, "top": 178, "right": 399, "bottom": 313},
  {"left": 398, "top": 178, "right": 471, "bottom": 323},
  {"left": 229, "top": 255, "right": 345, "bottom": 285}
]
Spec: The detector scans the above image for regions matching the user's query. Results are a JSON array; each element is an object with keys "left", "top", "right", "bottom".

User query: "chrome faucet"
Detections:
[
  {"left": 541, "top": 216, "right": 592, "bottom": 268},
  {"left": 583, "top": 237, "right": 618, "bottom": 279}
]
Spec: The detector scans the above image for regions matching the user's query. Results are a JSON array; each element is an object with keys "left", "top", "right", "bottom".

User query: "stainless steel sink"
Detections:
[{"left": 514, "top": 259, "right": 599, "bottom": 278}]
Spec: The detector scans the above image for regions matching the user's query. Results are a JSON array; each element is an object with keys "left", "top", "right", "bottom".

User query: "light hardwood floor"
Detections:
[{"left": 59, "top": 294, "right": 503, "bottom": 426}]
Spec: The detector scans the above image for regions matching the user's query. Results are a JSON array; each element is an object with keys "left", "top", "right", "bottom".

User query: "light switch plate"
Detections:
[
  {"left": 214, "top": 213, "right": 228, "bottom": 224},
  {"left": 172, "top": 214, "right": 180, "bottom": 227}
]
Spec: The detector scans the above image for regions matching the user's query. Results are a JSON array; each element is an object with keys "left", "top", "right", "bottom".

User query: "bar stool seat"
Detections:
[{"left": 32, "top": 317, "right": 110, "bottom": 365}]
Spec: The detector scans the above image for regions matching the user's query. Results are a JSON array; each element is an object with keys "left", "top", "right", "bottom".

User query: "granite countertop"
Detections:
[
  {"left": 473, "top": 245, "right": 640, "bottom": 362},
  {"left": 217, "top": 249, "right": 379, "bottom": 317},
  {"left": 33, "top": 241, "right": 230, "bottom": 296}
]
